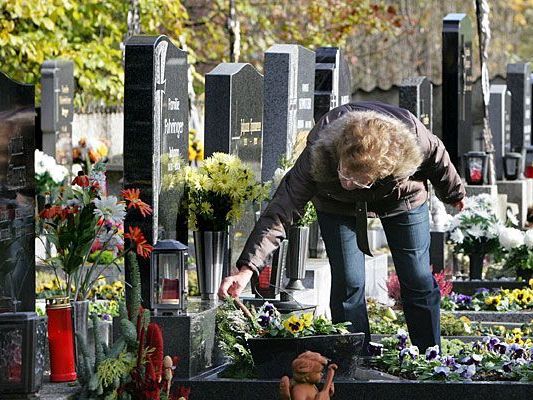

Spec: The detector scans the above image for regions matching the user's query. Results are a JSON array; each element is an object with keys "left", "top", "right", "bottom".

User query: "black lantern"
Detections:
[
  {"left": 503, "top": 152, "right": 523, "bottom": 180},
  {"left": 0, "top": 312, "right": 46, "bottom": 397},
  {"left": 150, "top": 239, "right": 188, "bottom": 314},
  {"left": 464, "top": 151, "right": 488, "bottom": 185}
]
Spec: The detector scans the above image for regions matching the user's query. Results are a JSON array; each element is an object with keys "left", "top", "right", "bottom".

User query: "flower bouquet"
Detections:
[
  {"left": 447, "top": 194, "right": 503, "bottom": 279},
  {"left": 499, "top": 227, "right": 533, "bottom": 281},
  {"left": 38, "top": 164, "right": 153, "bottom": 301}
]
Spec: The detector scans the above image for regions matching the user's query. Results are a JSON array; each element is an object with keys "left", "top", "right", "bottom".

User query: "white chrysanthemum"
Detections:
[
  {"left": 450, "top": 228, "right": 464, "bottom": 244},
  {"left": 93, "top": 196, "right": 126, "bottom": 224},
  {"left": 486, "top": 222, "right": 503, "bottom": 240},
  {"left": 498, "top": 227, "right": 525, "bottom": 250},
  {"left": 50, "top": 164, "right": 68, "bottom": 183},
  {"left": 525, "top": 230, "right": 533, "bottom": 249},
  {"left": 35, "top": 149, "right": 68, "bottom": 183},
  {"left": 466, "top": 224, "right": 485, "bottom": 239}
]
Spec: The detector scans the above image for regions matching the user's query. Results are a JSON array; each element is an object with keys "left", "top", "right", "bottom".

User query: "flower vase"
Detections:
[
  {"left": 193, "top": 230, "right": 228, "bottom": 301},
  {"left": 72, "top": 299, "right": 89, "bottom": 364},
  {"left": 468, "top": 252, "right": 485, "bottom": 280},
  {"left": 286, "top": 226, "right": 309, "bottom": 290}
]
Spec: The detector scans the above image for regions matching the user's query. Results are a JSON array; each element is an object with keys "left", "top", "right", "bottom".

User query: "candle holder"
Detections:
[
  {"left": 464, "top": 151, "right": 488, "bottom": 185},
  {"left": 503, "top": 152, "right": 523, "bottom": 180}
]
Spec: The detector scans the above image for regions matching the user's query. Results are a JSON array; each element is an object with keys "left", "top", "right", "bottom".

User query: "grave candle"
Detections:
[{"left": 46, "top": 297, "right": 76, "bottom": 382}]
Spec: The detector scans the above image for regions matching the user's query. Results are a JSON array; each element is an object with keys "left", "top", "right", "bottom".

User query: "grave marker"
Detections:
[
  {"left": 506, "top": 63, "right": 531, "bottom": 151},
  {"left": 0, "top": 72, "right": 36, "bottom": 313},
  {"left": 204, "top": 63, "right": 263, "bottom": 266},
  {"left": 262, "top": 44, "right": 315, "bottom": 183},
  {"left": 442, "top": 13, "right": 473, "bottom": 171},
  {"left": 123, "top": 35, "right": 189, "bottom": 306},
  {"left": 489, "top": 84, "right": 512, "bottom": 180},
  {"left": 314, "top": 47, "right": 352, "bottom": 122},
  {"left": 399, "top": 76, "right": 433, "bottom": 132},
  {"left": 41, "top": 60, "right": 74, "bottom": 165}
]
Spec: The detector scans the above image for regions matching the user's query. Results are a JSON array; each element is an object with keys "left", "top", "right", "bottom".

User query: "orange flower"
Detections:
[
  {"left": 72, "top": 172, "right": 90, "bottom": 187},
  {"left": 121, "top": 188, "right": 153, "bottom": 217},
  {"left": 125, "top": 226, "right": 153, "bottom": 258}
]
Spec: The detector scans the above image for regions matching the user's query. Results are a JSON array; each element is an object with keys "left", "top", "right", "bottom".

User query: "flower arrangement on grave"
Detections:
[
  {"left": 440, "top": 281, "right": 533, "bottom": 312},
  {"left": 35, "top": 149, "right": 69, "bottom": 197},
  {"left": 72, "top": 136, "right": 109, "bottom": 168},
  {"left": 188, "top": 129, "right": 204, "bottom": 165},
  {"left": 447, "top": 194, "right": 503, "bottom": 255},
  {"left": 177, "top": 152, "right": 270, "bottom": 231},
  {"left": 369, "top": 329, "right": 533, "bottom": 381},
  {"left": 38, "top": 162, "right": 153, "bottom": 301},
  {"left": 498, "top": 227, "right": 533, "bottom": 281},
  {"left": 76, "top": 253, "right": 188, "bottom": 400}
]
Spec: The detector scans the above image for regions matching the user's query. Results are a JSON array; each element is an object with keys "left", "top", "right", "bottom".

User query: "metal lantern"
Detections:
[
  {"left": 150, "top": 239, "right": 188, "bottom": 315},
  {"left": 503, "top": 152, "right": 523, "bottom": 180},
  {"left": 0, "top": 312, "right": 46, "bottom": 397},
  {"left": 464, "top": 151, "right": 488, "bottom": 185}
]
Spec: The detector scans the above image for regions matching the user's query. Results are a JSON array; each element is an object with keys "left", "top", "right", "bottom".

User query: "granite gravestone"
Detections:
[
  {"left": 399, "top": 76, "right": 433, "bottom": 132},
  {"left": 262, "top": 44, "right": 315, "bottom": 183},
  {"left": 124, "top": 36, "right": 189, "bottom": 307},
  {"left": 442, "top": 13, "right": 473, "bottom": 172},
  {"left": 489, "top": 84, "right": 512, "bottom": 180},
  {"left": 41, "top": 60, "right": 74, "bottom": 165},
  {"left": 506, "top": 63, "right": 531, "bottom": 151},
  {"left": 314, "top": 47, "right": 352, "bottom": 122},
  {"left": 204, "top": 63, "right": 263, "bottom": 267},
  {"left": 0, "top": 72, "right": 36, "bottom": 313}
]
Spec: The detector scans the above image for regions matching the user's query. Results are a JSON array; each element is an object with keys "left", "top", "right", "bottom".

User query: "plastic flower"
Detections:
[
  {"left": 124, "top": 226, "right": 154, "bottom": 258},
  {"left": 121, "top": 188, "right": 153, "bottom": 217},
  {"left": 93, "top": 196, "right": 126, "bottom": 224},
  {"left": 283, "top": 315, "right": 304, "bottom": 334}
]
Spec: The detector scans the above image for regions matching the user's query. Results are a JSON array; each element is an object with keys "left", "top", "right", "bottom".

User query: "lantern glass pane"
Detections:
[
  {"left": 505, "top": 158, "right": 518, "bottom": 175},
  {"left": 468, "top": 157, "right": 483, "bottom": 183},
  {"left": 0, "top": 327, "right": 23, "bottom": 384},
  {"left": 158, "top": 253, "right": 180, "bottom": 305}
]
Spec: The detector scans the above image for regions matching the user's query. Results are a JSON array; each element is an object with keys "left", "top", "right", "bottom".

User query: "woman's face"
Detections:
[{"left": 337, "top": 160, "right": 373, "bottom": 191}]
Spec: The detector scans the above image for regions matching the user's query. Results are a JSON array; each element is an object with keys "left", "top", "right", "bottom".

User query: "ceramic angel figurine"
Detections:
[{"left": 279, "top": 351, "right": 337, "bottom": 400}]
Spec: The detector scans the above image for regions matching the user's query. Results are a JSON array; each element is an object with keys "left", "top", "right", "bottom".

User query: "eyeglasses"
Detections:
[{"left": 337, "top": 161, "right": 374, "bottom": 189}]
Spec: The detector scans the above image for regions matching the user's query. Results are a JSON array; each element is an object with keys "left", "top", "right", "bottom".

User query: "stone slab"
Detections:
[
  {"left": 452, "top": 310, "right": 533, "bottom": 324},
  {"left": 451, "top": 279, "right": 526, "bottom": 295},
  {"left": 171, "top": 375, "right": 532, "bottom": 400}
]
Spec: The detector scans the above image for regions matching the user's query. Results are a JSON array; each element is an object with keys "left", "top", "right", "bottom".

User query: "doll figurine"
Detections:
[{"left": 279, "top": 351, "right": 338, "bottom": 400}]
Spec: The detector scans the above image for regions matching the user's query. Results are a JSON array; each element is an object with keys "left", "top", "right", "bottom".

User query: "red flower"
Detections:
[
  {"left": 72, "top": 171, "right": 90, "bottom": 187},
  {"left": 122, "top": 188, "right": 153, "bottom": 217},
  {"left": 125, "top": 226, "right": 153, "bottom": 258},
  {"left": 39, "top": 205, "right": 74, "bottom": 220}
]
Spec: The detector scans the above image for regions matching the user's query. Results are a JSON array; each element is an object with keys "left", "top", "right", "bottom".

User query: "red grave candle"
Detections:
[{"left": 46, "top": 297, "right": 77, "bottom": 382}]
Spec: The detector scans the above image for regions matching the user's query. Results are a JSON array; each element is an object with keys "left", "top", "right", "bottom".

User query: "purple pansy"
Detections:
[
  {"left": 482, "top": 336, "right": 500, "bottom": 352},
  {"left": 396, "top": 329, "right": 408, "bottom": 350},
  {"left": 433, "top": 366, "right": 450, "bottom": 377},
  {"left": 399, "top": 345, "right": 419, "bottom": 364},
  {"left": 456, "top": 363, "right": 476, "bottom": 379},
  {"left": 425, "top": 345, "right": 440, "bottom": 361},
  {"left": 441, "top": 356, "right": 457, "bottom": 368},
  {"left": 474, "top": 287, "right": 490, "bottom": 295}
]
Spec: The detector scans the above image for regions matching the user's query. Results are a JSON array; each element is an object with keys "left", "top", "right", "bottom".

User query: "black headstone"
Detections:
[
  {"left": 124, "top": 35, "right": 189, "bottom": 307},
  {"left": 399, "top": 76, "right": 433, "bottom": 132},
  {"left": 442, "top": 13, "right": 473, "bottom": 172},
  {"left": 489, "top": 84, "right": 512, "bottom": 180},
  {"left": 314, "top": 47, "right": 352, "bottom": 122},
  {"left": 0, "top": 72, "right": 36, "bottom": 312},
  {"left": 204, "top": 63, "right": 263, "bottom": 266},
  {"left": 506, "top": 63, "right": 531, "bottom": 150},
  {"left": 262, "top": 44, "right": 315, "bottom": 183},
  {"left": 41, "top": 60, "right": 74, "bottom": 165}
]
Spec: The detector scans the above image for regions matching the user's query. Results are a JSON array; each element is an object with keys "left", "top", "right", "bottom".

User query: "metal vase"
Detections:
[
  {"left": 193, "top": 231, "right": 228, "bottom": 301},
  {"left": 286, "top": 226, "right": 309, "bottom": 290},
  {"left": 72, "top": 299, "right": 89, "bottom": 364},
  {"left": 469, "top": 252, "right": 485, "bottom": 280}
]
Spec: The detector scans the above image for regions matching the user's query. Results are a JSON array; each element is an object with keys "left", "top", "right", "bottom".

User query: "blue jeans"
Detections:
[{"left": 317, "top": 202, "right": 440, "bottom": 352}]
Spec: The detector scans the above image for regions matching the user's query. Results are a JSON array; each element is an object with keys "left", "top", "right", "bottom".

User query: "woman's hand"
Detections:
[
  {"left": 453, "top": 198, "right": 465, "bottom": 211},
  {"left": 217, "top": 266, "right": 254, "bottom": 299}
]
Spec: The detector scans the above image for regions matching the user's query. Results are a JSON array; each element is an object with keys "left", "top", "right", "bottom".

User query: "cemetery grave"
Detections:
[{"left": 1, "top": 6, "right": 533, "bottom": 400}]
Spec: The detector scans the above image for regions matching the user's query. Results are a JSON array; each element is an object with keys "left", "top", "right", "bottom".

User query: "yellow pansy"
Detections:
[
  {"left": 484, "top": 295, "right": 501, "bottom": 306},
  {"left": 283, "top": 315, "right": 304, "bottom": 334},
  {"left": 301, "top": 313, "right": 313, "bottom": 328}
]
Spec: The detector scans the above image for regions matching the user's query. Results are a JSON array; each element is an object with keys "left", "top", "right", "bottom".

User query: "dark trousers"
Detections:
[{"left": 317, "top": 202, "right": 440, "bottom": 352}]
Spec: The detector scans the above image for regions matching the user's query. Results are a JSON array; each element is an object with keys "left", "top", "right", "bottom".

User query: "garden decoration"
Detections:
[
  {"left": 447, "top": 194, "right": 503, "bottom": 279},
  {"left": 279, "top": 351, "right": 337, "bottom": 400},
  {"left": 176, "top": 153, "right": 270, "bottom": 300}
]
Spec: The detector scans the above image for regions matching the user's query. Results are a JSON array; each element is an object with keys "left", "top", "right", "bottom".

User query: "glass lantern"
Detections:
[
  {"left": 503, "top": 152, "right": 523, "bottom": 180},
  {"left": 464, "top": 151, "right": 488, "bottom": 185},
  {"left": 0, "top": 312, "right": 46, "bottom": 397},
  {"left": 150, "top": 239, "right": 188, "bottom": 315}
]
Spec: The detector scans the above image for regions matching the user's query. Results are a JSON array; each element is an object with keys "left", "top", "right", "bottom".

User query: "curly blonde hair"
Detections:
[{"left": 336, "top": 111, "right": 423, "bottom": 181}]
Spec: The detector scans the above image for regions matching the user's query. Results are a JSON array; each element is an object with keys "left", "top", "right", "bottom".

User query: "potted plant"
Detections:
[
  {"left": 38, "top": 161, "right": 153, "bottom": 359},
  {"left": 176, "top": 153, "right": 270, "bottom": 300},
  {"left": 447, "top": 194, "right": 503, "bottom": 279}
]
